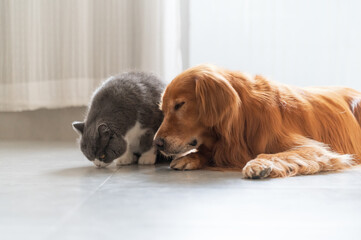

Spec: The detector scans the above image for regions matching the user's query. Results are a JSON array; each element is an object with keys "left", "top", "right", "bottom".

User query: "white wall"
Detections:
[{"left": 189, "top": 0, "right": 361, "bottom": 90}]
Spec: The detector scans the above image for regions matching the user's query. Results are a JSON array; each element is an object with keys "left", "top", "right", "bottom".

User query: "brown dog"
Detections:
[{"left": 154, "top": 64, "right": 361, "bottom": 178}]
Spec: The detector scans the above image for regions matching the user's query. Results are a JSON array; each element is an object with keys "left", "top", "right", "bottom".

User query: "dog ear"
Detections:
[{"left": 195, "top": 72, "right": 240, "bottom": 126}]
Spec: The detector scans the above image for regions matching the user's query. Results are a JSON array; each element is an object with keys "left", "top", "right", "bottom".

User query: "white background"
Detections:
[{"left": 188, "top": 0, "right": 361, "bottom": 90}]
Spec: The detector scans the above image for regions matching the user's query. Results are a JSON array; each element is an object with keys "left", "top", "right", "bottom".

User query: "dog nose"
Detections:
[
  {"left": 189, "top": 139, "right": 198, "bottom": 146},
  {"left": 154, "top": 138, "right": 165, "bottom": 150}
]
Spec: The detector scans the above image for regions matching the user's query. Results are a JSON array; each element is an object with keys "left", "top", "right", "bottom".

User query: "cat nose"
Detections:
[{"left": 154, "top": 138, "right": 165, "bottom": 150}]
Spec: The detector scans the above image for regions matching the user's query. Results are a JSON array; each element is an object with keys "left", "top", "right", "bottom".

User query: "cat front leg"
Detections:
[
  {"left": 115, "top": 146, "right": 136, "bottom": 166},
  {"left": 138, "top": 146, "right": 157, "bottom": 165},
  {"left": 138, "top": 129, "right": 157, "bottom": 165}
]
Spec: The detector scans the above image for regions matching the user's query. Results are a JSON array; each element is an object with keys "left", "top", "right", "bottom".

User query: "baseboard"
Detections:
[{"left": 0, "top": 107, "right": 87, "bottom": 141}]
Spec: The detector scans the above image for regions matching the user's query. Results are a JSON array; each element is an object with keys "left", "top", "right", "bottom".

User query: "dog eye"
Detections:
[{"left": 174, "top": 102, "right": 185, "bottom": 110}]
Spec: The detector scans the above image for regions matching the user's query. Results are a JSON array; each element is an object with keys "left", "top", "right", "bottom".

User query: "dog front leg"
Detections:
[
  {"left": 242, "top": 137, "right": 354, "bottom": 179},
  {"left": 170, "top": 151, "right": 209, "bottom": 170}
]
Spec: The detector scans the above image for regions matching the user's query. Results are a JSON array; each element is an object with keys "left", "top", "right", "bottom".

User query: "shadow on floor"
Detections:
[{"left": 49, "top": 165, "right": 115, "bottom": 177}]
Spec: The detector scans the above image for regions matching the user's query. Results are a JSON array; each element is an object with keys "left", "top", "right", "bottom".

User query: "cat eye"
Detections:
[{"left": 174, "top": 102, "right": 185, "bottom": 110}]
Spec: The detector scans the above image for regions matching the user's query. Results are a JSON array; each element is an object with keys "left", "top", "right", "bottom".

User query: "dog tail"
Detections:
[
  {"left": 352, "top": 99, "right": 361, "bottom": 128},
  {"left": 346, "top": 88, "right": 361, "bottom": 128}
]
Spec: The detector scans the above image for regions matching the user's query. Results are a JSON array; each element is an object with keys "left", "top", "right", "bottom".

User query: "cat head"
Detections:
[{"left": 72, "top": 121, "right": 127, "bottom": 167}]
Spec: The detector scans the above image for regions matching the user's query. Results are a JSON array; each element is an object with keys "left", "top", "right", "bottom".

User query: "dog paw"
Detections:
[
  {"left": 138, "top": 147, "right": 156, "bottom": 165},
  {"left": 115, "top": 152, "right": 136, "bottom": 166},
  {"left": 170, "top": 156, "right": 202, "bottom": 170},
  {"left": 242, "top": 159, "right": 272, "bottom": 179}
]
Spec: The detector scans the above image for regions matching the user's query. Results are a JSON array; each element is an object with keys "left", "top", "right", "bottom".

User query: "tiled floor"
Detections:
[{"left": 0, "top": 141, "right": 360, "bottom": 240}]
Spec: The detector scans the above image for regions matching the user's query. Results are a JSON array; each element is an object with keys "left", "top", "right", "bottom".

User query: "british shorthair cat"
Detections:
[{"left": 72, "top": 72, "right": 164, "bottom": 168}]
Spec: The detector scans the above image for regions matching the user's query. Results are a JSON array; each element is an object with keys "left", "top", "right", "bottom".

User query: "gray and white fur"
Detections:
[{"left": 72, "top": 72, "right": 164, "bottom": 168}]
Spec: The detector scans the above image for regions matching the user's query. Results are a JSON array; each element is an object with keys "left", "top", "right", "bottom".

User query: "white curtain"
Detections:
[{"left": 0, "top": 0, "right": 182, "bottom": 111}]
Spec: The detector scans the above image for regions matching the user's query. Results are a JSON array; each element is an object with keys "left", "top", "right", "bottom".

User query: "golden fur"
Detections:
[{"left": 154, "top": 64, "right": 361, "bottom": 178}]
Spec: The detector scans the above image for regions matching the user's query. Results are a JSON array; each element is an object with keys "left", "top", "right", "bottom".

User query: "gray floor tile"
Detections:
[{"left": 1, "top": 142, "right": 360, "bottom": 240}]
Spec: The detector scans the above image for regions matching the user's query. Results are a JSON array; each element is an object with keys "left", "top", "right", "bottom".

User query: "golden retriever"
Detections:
[{"left": 154, "top": 64, "right": 361, "bottom": 178}]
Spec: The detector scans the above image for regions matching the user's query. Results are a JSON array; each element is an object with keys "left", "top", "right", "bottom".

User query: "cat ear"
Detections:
[
  {"left": 97, "top": 123, "right": 111, "bottom": 147},
  {"left": 97, "top": 123, "right": 110, "bottom": 137},
  {"left": 72, "top": 121, "right": 85, "bottom": 135}
]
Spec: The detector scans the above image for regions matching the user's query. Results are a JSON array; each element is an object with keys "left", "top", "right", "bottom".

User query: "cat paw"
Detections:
[
  {"left": 93, "top": 159, "right": 111, "bottom": 168},
  {"left": 138, "top": 147, "right": 156, "bottom": 165},
  {"left": 115, "top": 152, "right": 136, "bottom": 166}
]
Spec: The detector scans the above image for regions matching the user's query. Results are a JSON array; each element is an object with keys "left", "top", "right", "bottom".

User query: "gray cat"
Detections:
[{"left": 72, "top": 72, "right": 164, "bottom": 168}]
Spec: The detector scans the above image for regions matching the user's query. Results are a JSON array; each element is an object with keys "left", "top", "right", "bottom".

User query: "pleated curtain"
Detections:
[{"left": 0, "top": 0, "right": 182, "bottom": 111}]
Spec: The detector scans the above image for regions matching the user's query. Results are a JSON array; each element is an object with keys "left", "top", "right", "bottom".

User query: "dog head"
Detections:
[{"left": 154, "top": 64, "right": 240, "bottom": 157}]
